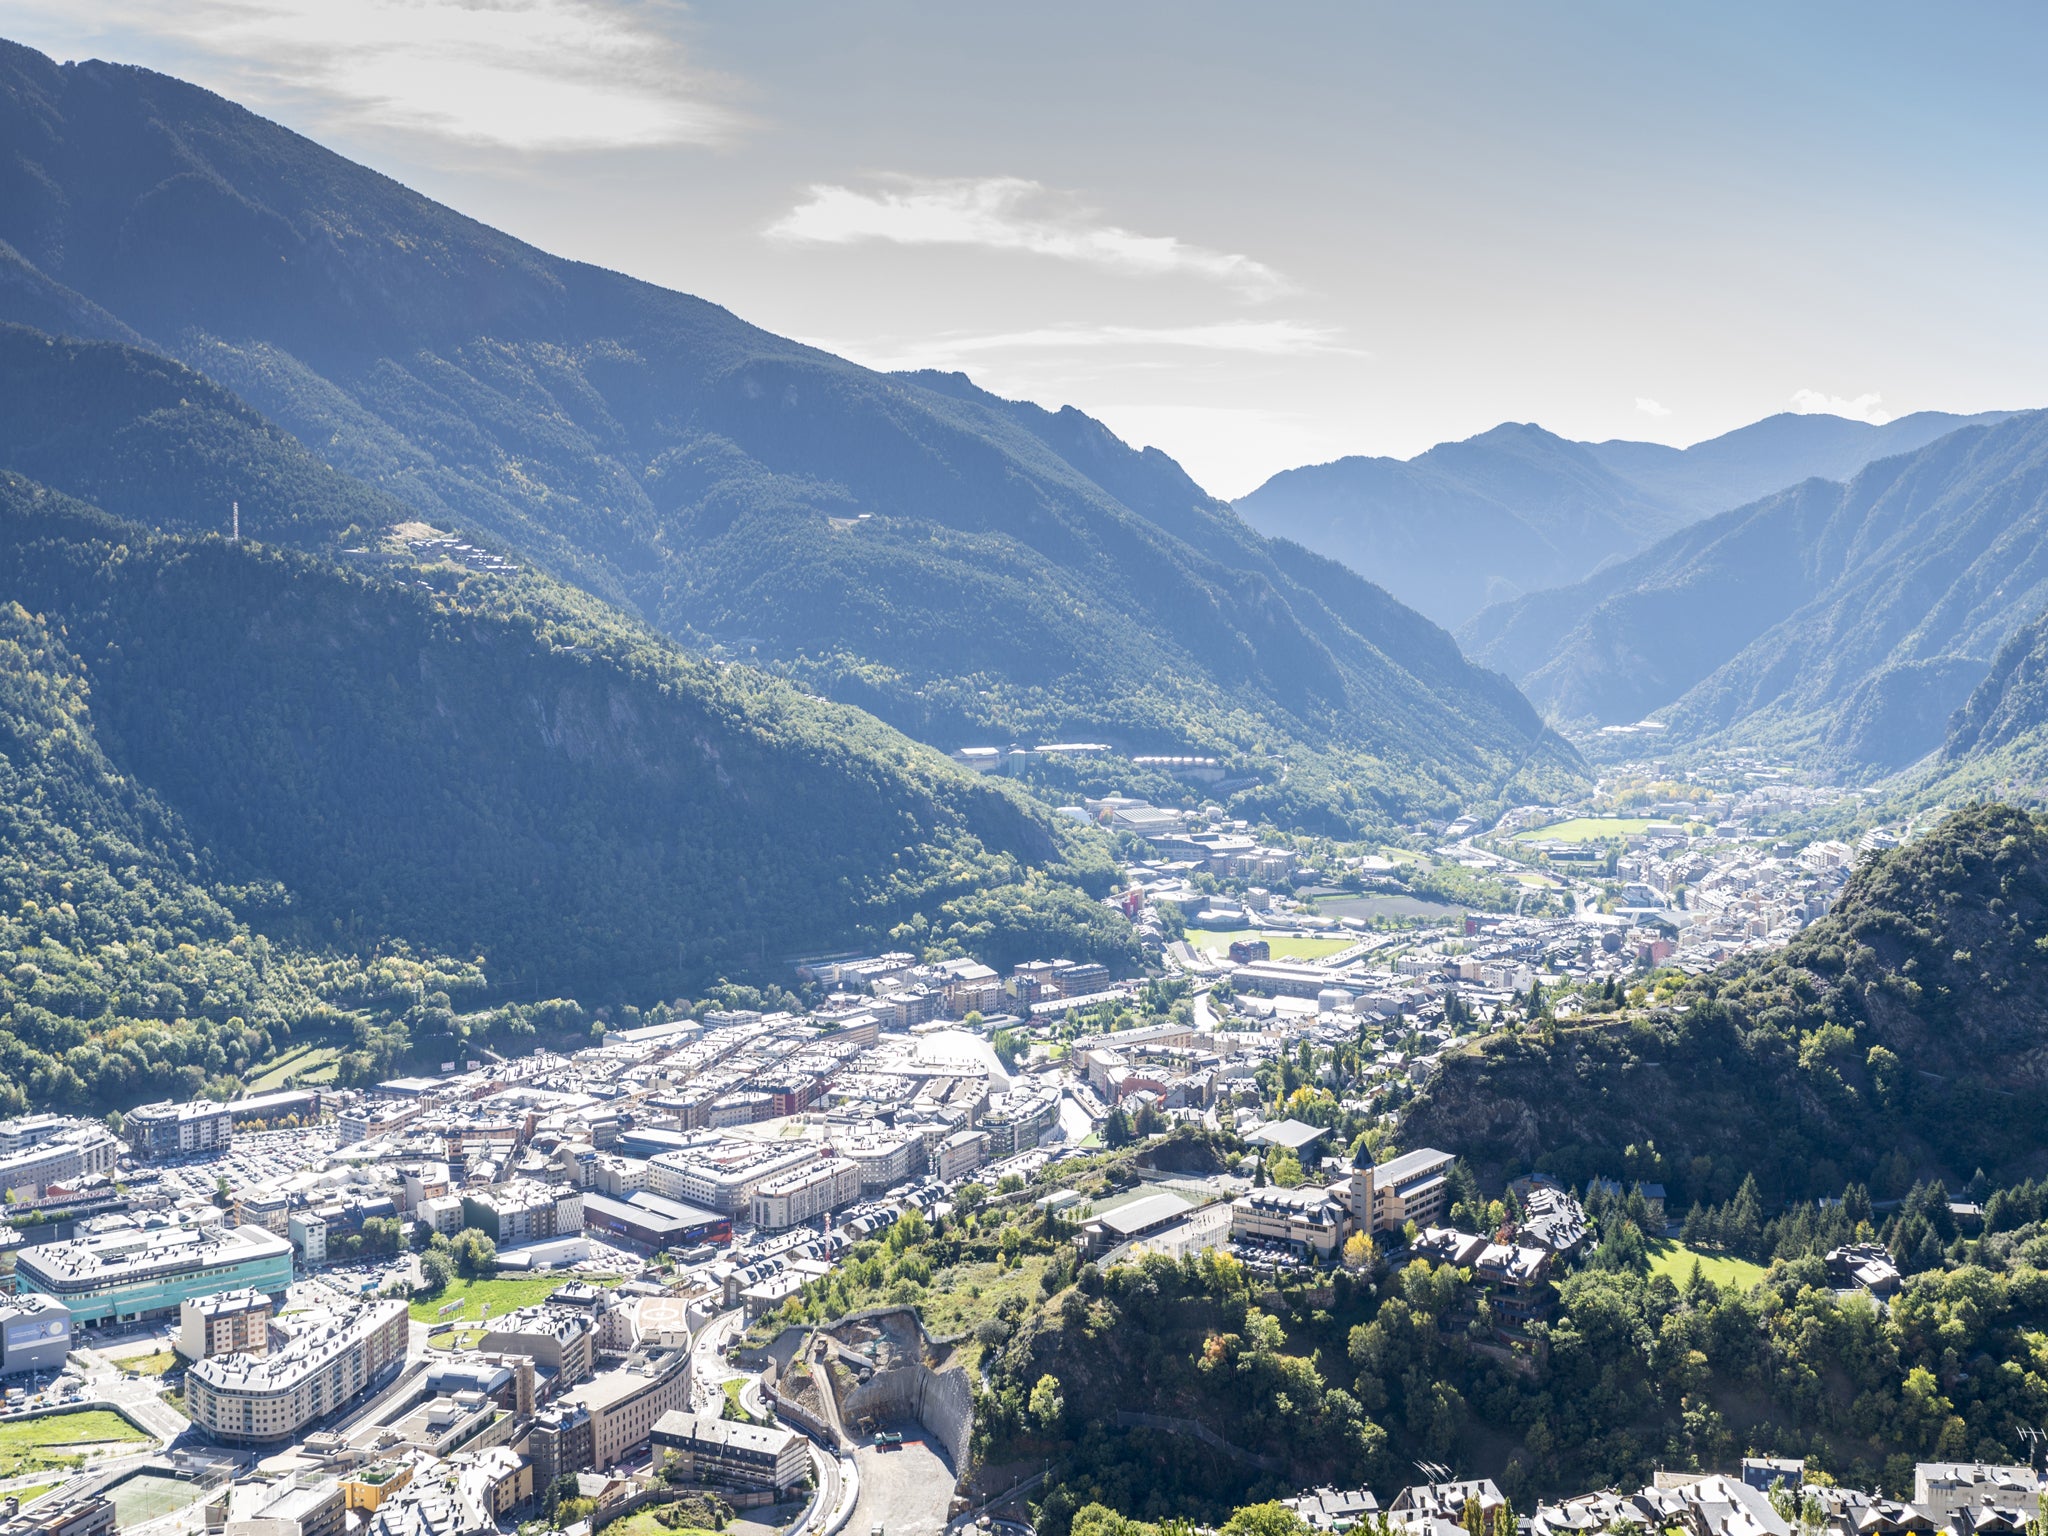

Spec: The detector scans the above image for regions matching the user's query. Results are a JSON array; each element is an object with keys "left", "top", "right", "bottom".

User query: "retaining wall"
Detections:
[{"left": 839, "top": 1364, "right": 973, "bottom": 1471}]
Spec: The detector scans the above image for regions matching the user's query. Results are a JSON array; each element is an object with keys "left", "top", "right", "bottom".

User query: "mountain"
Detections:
[
  {"left": 1460, "top": 411, "right": 2048, "bottom": 767},
  {"left": 1584, "top": 409, "right": 2013, "bottom": 518},
  {"left": 0, "top": 325, "right": 1154, "bottom": 1115},
  {"left": 1402, "top": 802, "right": 2048, "bottom": 1203},
  {"left": 0, "top": 40, "right": 1576, "bottom": 836},
  {"left": 1235, "top": 411, "right": 2009, "bottom": 630},
  {"left": 1882, "top": 605, "right": 2048, "bottom": 809}
]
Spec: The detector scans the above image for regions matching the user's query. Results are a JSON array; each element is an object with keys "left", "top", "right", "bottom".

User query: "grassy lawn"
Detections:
[
  {"left": 10, "top": 1484, "right": 56, "bottom": 1506},
  {"left": 1514, "top": 817, "right": 1655, "bottom": 843},
  {"left": 1647, "top": 1239, "right": 1769, "bottom": 1291},
  {"left": 914, "top": 1255, "right": 1051, "bottom": 1339},
  {"left": 408, "top": 1274, "right": 582, "bottom": 1326},
  {"left": 1185, "top": 928, "right": 1353, "bottom": 961},
  {"left": 598, "top": 1511, "right": 717, "bottom": 1536},
  {"left": 244, "top": 1043, "right": 342, "bottom": 1092},
  {"left": 124, "top": 1351, "right": 178, "bottom": 1378},
  {"left": 0, "top": 1410, "right": 148, "bottom": 1477}
]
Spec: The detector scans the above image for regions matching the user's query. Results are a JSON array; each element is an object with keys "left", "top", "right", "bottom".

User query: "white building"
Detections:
[
  {"left": 750, "top": 1159, "right": 861, "bottom": 1232},
  {"left": 187, "top": 1297, "right": 409, "bottom": 1444}
]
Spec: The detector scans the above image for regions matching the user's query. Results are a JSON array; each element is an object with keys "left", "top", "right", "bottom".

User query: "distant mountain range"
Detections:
[
  {"left": 1236, "top": 411, "right": 2011, "bottom": 629},
  {"left": 1461, "top": 411, "right": 2048, "bottom": 769},
  {"left": 0, "top": 39, "right": 1577, "bottom": 838}
]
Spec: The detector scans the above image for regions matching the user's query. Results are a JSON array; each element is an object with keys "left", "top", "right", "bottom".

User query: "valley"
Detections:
[{"left": 0, "top": 21, "right": 2042, "bottom": 1536}]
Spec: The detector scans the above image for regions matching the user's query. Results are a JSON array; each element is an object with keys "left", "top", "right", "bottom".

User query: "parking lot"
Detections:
[{"left": 849, "top": 1418, "right": 954, "bottom": 1536}]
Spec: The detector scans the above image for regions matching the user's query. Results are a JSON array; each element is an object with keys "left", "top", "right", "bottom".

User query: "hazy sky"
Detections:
[{"left": 11, "top": 2, "right": 2048, "bottom": 496}]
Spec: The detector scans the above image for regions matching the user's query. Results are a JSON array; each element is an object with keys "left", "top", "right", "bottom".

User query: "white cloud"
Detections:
[
  {"left": 1790, "top": 388, "right": 1891, "bottom": 425},
  {"left": 1634, "top": 396, "right": 1671, "bottom": 418},
  {"left": 766, "top": 176, "right": 1288, "bottom": 299},
  {"left": 12, "top": 0, "right": 738, "bottom": 152},
  {"left": 824, "top": 319, "right": 1358, "bottom": 373}
]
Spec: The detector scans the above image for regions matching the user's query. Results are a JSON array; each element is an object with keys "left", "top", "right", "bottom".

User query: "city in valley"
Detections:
[
  {"left": 0, "top": 764, "right": 1984, "bottom": 1536},
  {"left": 2, "top": 16, "right": 2047, "bottom": 1536}
]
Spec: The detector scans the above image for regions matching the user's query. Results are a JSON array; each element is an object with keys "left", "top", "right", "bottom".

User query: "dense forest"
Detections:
[
  {"left": 0, "top": 41, "right": 1582, "bottom": 839},
  {"left": 882, "top": 1135, "right": 2048, "bottom": 1526},
  {"left": 1402, "top": 802, "right": 2048, "bottom": 1205},
  {"left": 0, "top": 475, "right": 1137, "bottom": 1115}
]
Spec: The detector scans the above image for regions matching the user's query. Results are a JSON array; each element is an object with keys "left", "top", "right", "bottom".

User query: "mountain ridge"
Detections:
[
  {"left": 0, "top": 38, "right": 1577, "bottom": 836},
  {"left": 1236, "top": 409, "right": 2013, "bottom": 629},
  {"left": 1459, "top": 410, "right": 2048, "bottom": 767}
]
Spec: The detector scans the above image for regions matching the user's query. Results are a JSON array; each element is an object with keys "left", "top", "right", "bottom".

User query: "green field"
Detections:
[
  {"left": 1185, "top": 928, "right": 1354, "bottom": 961},
  {"left": 1647, "top": 1239, "right": 1769, "bottom": 1291},
  {"left": 11, "top": 1483, "right": 57, "bottom": 1507},
  {"left": 245, "top": 1043, "right": 342, "bottom": 1092},
  {"left": 105, "top": 1471, "right": 207, "bottom": 1526},
  {"left": 0, "top": 1410, "right": 148, "bottom": 1477},
  {"left": 123, "top": 1350, "right": 178, "bottom": 1377},
  {"left": 409, "top": 1273, "right": 600, "bottom": 1325},
  {"left": 1514, "top": 817, "right": 1656, "bottom": 843}
]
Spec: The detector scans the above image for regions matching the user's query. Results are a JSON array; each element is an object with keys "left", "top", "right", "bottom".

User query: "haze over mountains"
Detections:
[
  {"left": 0, "top": 40, "right": 1576, "bottom": 839},
  {"left": 1238, "top": 410, "right": 2010, "bottom": 629},
  {"left": 1462, "top": 411, "right": 2048, "bottom": 770}
]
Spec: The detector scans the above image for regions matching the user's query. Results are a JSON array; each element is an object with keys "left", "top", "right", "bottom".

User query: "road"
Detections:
[{"left": 689, "top": 1309, "right": 747, "bottom": 1413}]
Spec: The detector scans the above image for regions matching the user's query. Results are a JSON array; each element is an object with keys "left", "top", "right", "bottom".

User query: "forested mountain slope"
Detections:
[
  {"left": 1459, "top": 411, "right": 2048, "bottom": 766},
  {"left": 1235, "top": 412, "right": 2006, "bottom": 630},
  {"left": 0, "top": 40, "right": 1576, "bottom": 834},
  {"left": 1402, "top": 803, "right": 2048, "bottom": 1202}
]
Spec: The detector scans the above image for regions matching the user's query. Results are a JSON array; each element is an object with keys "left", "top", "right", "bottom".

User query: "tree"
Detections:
[
  {"left": 1029, "top": 1372, "right": 1065, "bottom": 1429},
  {"left": 954, "top": 1183, "right": 989, "bottom": 1216},
  {"left": 451, "top": 1227, "right": 497, "bottom": 1278},
  {"left": 419, "top": 1247, "right": 456, "bottom": 1295},
  {"left": 1342, "top": 1231, "right": 1376, "bottom": 1270},
  {"left": 1220, "top": 1504, "right": 1312, "bottom": 1536}
]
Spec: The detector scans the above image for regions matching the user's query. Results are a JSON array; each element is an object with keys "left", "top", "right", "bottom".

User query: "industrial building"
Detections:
[
  {"left": 15, "top": 1223, "right": 294, "bottom": 1327},
  {"left": 580, "top": 1191, "right": 729, "bottom": 1253}
]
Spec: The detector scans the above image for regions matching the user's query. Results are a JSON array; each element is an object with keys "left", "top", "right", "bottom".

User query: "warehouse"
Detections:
[{"left": 581, "top": 1191, "right": 730, "bottom": 1253}]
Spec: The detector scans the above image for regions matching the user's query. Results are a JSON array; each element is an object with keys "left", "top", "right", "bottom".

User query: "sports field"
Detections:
[
  {"left": 1514, "top": 817, "right": 1655, "bottom": 843},
  {"left": 106, "top": 1471, "right": 208, "bottom": 1525},
  {"left": 1185, "top": 928, "right": 1353, "bottom": 961}
]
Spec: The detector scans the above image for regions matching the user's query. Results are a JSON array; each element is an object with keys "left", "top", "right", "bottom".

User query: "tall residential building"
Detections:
[
  {"left": 178, "top": 1289, "right": 275, "bottom": 1361},
  {"left": 749, "top": 1158, "right": 860, "bottom": 1232},
  {"left": 458, "top": 1182, "right": 583, "bottom": 1246},
  {"left": 0, "top": 1117, "right": 118, "bottom": 1200},
  {"left": 125, "top": 1100, "right": 232, "bottom": 1159},
  {"left": 186, "top": 1298, "right": 409, "bottom": 1444}
]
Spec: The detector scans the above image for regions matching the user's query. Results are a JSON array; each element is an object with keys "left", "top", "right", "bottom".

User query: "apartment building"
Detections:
[
  {"left": 178, "top": 1288, "right": 275, "bottom": 1361},
  {"left": 125, "top": 1100, "right": 231, "bottom": 1159},
  {"left": 649, "top": 1411, "right": 809, "bottom": 1494},
  {"left": 750, "top": 1158, "right": 861, "bottom": 1232},
  {"left": 0, "top": 1117, "right": 118, "bottom": 1200},
  {"left": 459, "top": 1181, "right": 584, "bottom": 1247},
  {"left": 187, "top": 1298, "right": 409, "bottom": 1444},
  {"left": 646, "top": 1141, "right": 815, "bottom": 1216}
]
